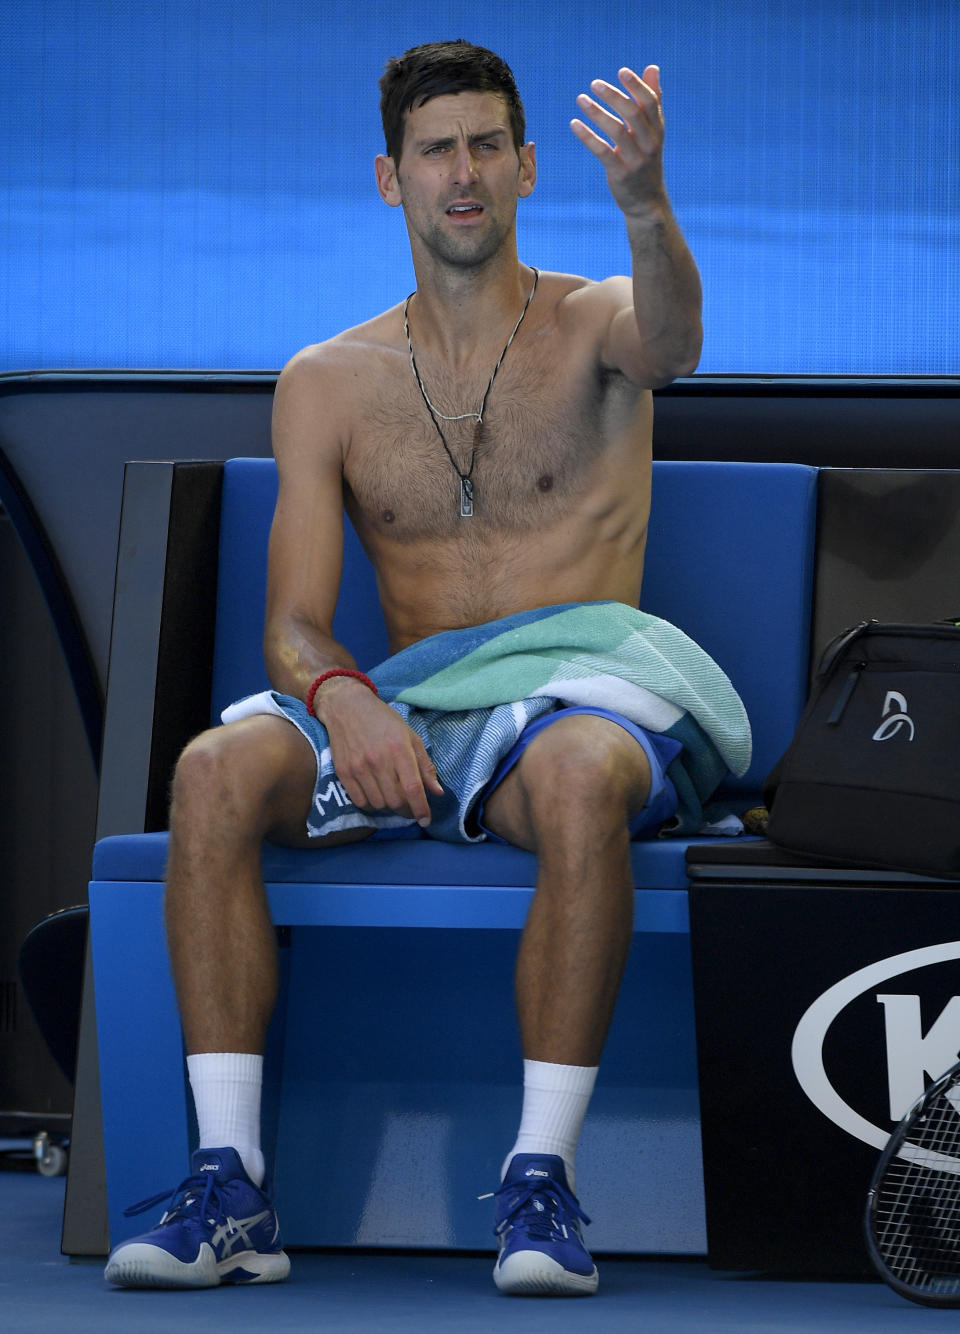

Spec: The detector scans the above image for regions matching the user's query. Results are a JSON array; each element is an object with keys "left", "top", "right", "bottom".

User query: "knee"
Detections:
[
  {"left": 170, "top": 720, "right": 284, "bottom": 829},
  {"left": 518, "top": 721, "right": 650, "bottom": 828},
  {"left": 171, "top": 727, "right": 236, "bottom": 811}
]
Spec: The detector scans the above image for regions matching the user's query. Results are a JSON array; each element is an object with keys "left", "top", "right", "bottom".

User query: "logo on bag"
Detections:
[{"left": 872, "top": 690, "right": 915, "bottom": 741}]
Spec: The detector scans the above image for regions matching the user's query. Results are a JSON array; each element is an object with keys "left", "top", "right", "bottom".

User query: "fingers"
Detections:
[
  {"left": 571, "top": 64, "right": 663, "bottom": 157},
  {"left": 335, "top": 727, "right": 443, "bottom": 828},
  {"left": 336, "top": 761, "right": 388, "bottom": 814},
  {"left": 419, "top": 744, "right": 445, "bottom": 796},
  {"left": 622, "top": 64, "right": 662, "bottom": 107},
  {"left": 594, "top": 70, "right": 659, "bottom": 121},
  {"left": 395, "top": 737, "right": 444, "bottom": 827},
  {"left": 576, "top": 92, "right": 631, "bottom": 142},
  {"left": 569, "top": 115, "right": 615, "bottom": 162},
  {"left": 640, "top": 64, "right": 661, "bottom": 98}
]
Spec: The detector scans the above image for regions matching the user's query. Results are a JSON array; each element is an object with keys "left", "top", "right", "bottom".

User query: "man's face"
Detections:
[{"left": 376, "top": 90, "right": 535, "bottom": 269}]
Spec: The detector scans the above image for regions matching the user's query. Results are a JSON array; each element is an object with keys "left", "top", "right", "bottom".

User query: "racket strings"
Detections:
[{"left": 874, "top": 1090, "right": 960, "bottom": 1295}]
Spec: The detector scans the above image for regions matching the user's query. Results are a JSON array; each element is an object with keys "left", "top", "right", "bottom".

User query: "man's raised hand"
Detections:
[{"left": 571, "top": 65, "right": 667, "bottom": 217}]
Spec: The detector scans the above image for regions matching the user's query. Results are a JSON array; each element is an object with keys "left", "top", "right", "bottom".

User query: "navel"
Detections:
[{"left": 537, "top": 474, "right": 554, "bottom": 493}]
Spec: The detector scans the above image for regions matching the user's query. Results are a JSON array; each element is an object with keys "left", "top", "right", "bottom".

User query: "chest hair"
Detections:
[{"left": 347, "top": 351, "right": 624, "bottom": 541}]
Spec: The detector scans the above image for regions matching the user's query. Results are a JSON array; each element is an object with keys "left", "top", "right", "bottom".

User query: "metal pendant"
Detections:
[{"left": 460, "top": 477, "right": 474, "bottom": 517}]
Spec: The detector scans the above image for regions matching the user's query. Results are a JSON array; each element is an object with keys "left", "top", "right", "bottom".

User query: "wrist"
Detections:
[
  {"left": 620, "top": 186, "right": 672, "bottom": 226},
  {"left": 306, "top": 669, "right": 378, "bottom": 717}
]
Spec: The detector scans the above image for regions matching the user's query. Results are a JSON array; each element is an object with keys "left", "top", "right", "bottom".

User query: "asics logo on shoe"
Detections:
[
  {"left": 200, "top": 1162, "right": 222, "bottom": 1173},
  {"left": 525, "top": 1167, "right": 550, "bottom": 1178},
  {"left": 210, "top": 1210, "right": 273, "bottom": 1255}
]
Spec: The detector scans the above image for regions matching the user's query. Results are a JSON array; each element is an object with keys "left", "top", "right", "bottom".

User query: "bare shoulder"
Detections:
[
  {"left": 530, "top": 269, "right": 631, "bottom": 355},
  {"left": 278, "top": 306, "right": 403, "bottom": 401},
  {"left": 539, "top": 270, "right": 669, "bottom": 387},
  {"left": 545, "top": 270, "right": 631, "bottom": 326},
  {"left": 273, "top": 306, "right": 406, "bottom": 463}
]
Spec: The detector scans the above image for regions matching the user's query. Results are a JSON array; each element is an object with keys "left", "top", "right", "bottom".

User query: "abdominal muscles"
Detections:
[{"left": 361, "top": 492, "right": 648, "bottom": 651}]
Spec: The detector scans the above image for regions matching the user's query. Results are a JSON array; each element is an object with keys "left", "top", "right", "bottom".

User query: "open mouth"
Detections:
[{"left": 446, "top": 202, "right": 484, "bottom": 219}]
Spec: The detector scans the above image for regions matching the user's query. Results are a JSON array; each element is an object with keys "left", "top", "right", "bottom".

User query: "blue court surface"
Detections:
[{"left": 3, "top": 1154, "right": 958, "bottom": 1334}]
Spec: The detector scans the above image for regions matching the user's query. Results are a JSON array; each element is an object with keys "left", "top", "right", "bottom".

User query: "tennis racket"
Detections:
[{"left": 866, "top": 1060, "right": 960, "bottom": 1306}]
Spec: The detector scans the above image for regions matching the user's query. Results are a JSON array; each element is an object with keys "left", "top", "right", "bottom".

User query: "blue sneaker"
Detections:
[
  {"left": 104, "top": 1147, "right": 290, "bottom": 1289},
  {"left": 493, "top": 1153, "right": 598, "bottom": 1296}
]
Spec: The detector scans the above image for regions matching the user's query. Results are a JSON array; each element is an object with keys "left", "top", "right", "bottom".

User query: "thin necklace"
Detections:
[{"left": 403, "top": 267, "right": 539, "bottom": 517}]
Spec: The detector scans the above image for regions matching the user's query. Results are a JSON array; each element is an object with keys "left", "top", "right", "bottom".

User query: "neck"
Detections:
[{"left": 406, "top": 255, "right": 533, "bottom": 368}]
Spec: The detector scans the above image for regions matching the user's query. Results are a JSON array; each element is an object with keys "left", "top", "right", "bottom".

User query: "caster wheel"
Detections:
[{"left": 33, "top": 1133, "right": 69, "bottom": 1177}]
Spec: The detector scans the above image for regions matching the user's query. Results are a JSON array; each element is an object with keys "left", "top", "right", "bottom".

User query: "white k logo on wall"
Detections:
[
  {"left": 877, "top": 993, "right": 960, "bottom": 1121},
  {"left": 792, "top": 942, "right": 960, "bottom": 1149}
]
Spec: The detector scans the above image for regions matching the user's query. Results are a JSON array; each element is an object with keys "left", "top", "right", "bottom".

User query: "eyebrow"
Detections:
[{"left": 414, "top": 127, "right": 509, "bottom": 150}]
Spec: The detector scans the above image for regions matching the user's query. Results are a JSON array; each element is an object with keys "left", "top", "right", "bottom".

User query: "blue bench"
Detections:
[{"left": 89, "top": 457, "right": 817, "bottom": 1253}]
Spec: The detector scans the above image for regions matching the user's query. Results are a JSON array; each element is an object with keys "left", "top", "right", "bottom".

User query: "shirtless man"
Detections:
[{"left": 105, "top": 40, "right": 702, "bottom": 1297}]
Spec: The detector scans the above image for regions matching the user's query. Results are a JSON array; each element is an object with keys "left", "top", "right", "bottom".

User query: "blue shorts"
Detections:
[{"left": 474, "top": 705, "right": 682, "bottom": 842}]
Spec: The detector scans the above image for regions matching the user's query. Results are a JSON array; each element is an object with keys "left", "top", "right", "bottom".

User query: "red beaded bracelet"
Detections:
[{"left": 306, "top": 669, "right": 379, "bottom": 716}]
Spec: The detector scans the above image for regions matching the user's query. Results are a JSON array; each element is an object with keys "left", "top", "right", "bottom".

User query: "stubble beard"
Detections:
[{"left": 410, "top": 206, "right": 515, "bottom": 273}]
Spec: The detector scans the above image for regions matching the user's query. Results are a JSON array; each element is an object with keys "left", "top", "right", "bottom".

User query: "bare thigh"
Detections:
[
  {"left": 257, "top": 718, "right": 374, "bottom": 850},
  {"left": 173, "top": 714, "right": 371, "bottom": 852},
  {"left": 480, "top": 713, "right": 653, "bottom": 852}
]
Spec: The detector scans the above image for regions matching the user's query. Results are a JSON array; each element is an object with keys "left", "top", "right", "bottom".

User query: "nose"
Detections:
[{"left": 453, "top": 144, "right": 479, "bottom": 186}]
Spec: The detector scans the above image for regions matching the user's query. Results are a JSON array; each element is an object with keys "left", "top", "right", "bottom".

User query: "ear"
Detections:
[
  {"left": 375, "top": 154, "right": 402, "bottom": 207},
  {"left": 517, "top": 141, "right": 536, "bottom": 198}
]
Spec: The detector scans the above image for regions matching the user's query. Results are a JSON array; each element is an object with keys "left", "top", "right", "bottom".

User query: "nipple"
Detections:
[
  {"left": 382, "top": 509, "right": 396, "bottom": 524},
  {"left": 537, "top": 474, "right": 554, "bottom": 493}
]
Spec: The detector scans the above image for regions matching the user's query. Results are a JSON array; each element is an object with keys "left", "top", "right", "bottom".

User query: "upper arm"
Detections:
[
  {"left": 264, "top": 348, "right": 349, "bottom": 649},
  {"left": 561, "top": 277, "right": 658, "bottom": 387},
  {"left": 562, "top": 275, "right": 699, "bottom": 388},
  {"left": 602, "top": 284, "right": 659, "bottom": 384}
]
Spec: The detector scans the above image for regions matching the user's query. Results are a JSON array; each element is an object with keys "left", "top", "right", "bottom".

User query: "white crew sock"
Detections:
[
  {"left": 501, "top": 1059, "right": 599, "bottom": 1192},
  {"left": 186, "top": 1052, "right": 265, "bottom": 1188}
]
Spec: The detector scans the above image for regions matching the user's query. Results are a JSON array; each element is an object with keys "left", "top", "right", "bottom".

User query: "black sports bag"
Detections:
[{"left": 763, "top": 619, "right": 960, "bottom": 879}]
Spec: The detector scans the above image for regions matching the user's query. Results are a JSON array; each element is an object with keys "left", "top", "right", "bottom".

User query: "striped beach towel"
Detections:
[{"left": 222, "top": 600, "right": 751, "bottom": 842}]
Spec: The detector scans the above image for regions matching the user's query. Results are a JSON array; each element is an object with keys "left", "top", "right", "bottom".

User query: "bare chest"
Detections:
[{"left": 344, "top": 341, "right": 645, "bottom": 541}]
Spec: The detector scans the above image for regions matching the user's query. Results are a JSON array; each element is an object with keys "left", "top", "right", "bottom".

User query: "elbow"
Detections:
[
  {"left": 648, "top": 352, "right": 701, "bottom": 389},
  {"left": 671, "top": 353, "right": 701, "bottom": 381},
  {"left": 261, "top": 628, "right": 287, "bottom": 691},
  {"left": 647, "top": 324, "right": 703, "bottom": 387},
  {"left": 675, "top": 324, "right": 704, "bottom": 378},
  {"left": 661, "top": 345, "right": 702, "bottom": 386},
  {"left": 261, "top": 613, "right": 305, "bottom": 692}
]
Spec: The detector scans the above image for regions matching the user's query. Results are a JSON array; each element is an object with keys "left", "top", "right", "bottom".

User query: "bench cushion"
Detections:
[{"left": 93, "top": 829, "right": 725, "bottom": 893}]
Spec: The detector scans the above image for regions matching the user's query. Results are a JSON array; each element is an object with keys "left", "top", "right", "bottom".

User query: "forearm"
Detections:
[
  {"left": 572, "top": 64, "right": 704, "bottom": 383},
  {"left": 267, "top": 611, "right": 443, "bottom": 825},
  {"left": 263, "top": 612, "right": 358, "bottom": 701},
  {"left": 625, "top": 198, "right": 703, "bottom": 380}
]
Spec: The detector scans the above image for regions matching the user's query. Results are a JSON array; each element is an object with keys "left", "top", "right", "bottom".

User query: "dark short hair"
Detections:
[{"left": 379, "top": 40, "right": 526, "bottom": 164}]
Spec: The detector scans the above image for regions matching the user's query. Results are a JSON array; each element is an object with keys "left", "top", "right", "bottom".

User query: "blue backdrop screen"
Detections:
[{"left": 2, "top": 1, "right": 957, "bottom": 374}]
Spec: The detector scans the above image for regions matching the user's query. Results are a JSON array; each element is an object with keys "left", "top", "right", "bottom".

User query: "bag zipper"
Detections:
[
  {"left": 826, "top": 662, "right": 866, "bottom": 725},
  {"left": 816, "top": 620, "right": 873, "bottom": 681},
  {"left": 820, "top": 619, "right": 960, "bottom": 726}
]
